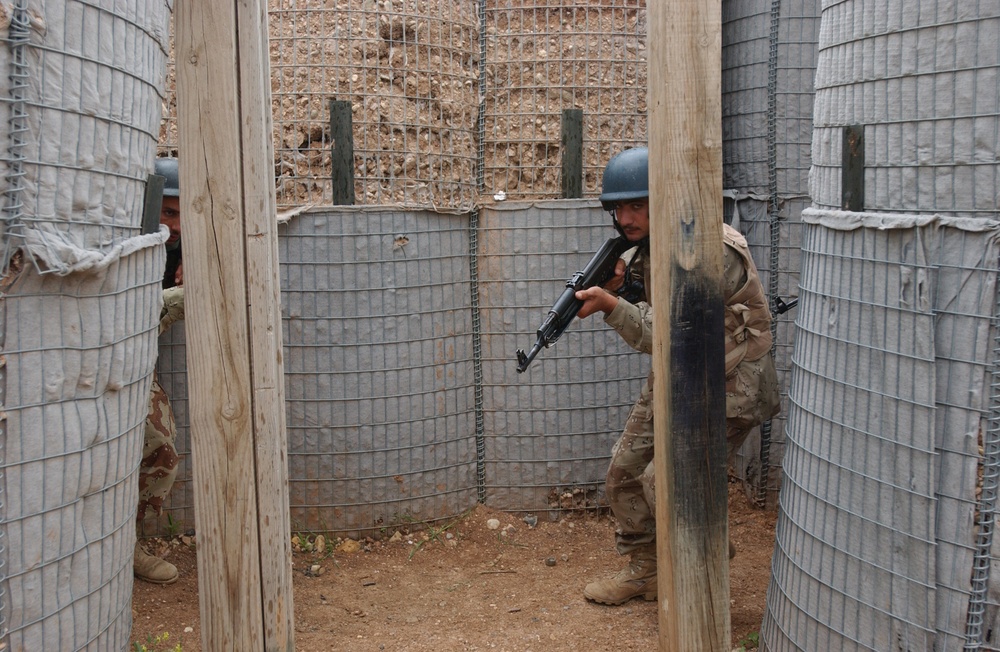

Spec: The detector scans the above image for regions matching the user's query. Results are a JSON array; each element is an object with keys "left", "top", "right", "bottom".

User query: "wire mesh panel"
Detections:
[
  {"left": 763, "top": 220, "right": 940, "bottom": 650},
  {"left": 279, "top": 208, "right": 478, "bottom": 536},
  {"left": 763, "top": 0, "right": 822, "bottom": 503},
  {"left": 722, "top": 0, "right": 821, "bottom": 504},
  {"left": 1, "top": 246, "right": 164, "bottom": 651},
  {"left": 721, "top": 0, "right": 820, "bottom": 195},
  {"left": 0, "top": 0, "right": 171, "bottom": 649},
  {"left": 158, "top": 1, "right": 650, "bottom": 207},
  {"left": 477, "top": 201, "right": 646, "bottom": 513},
  {"left": 481, "top": 1, "right": 647, "bottom": 200},
  {"left": 763, "top": 217, "right": 1000, "bottom": 651},
  {"left": 734, "top": 197, "right": 809, "bottom": 501},
  {"left": 0, "top": 1, "right": 169, "bottom": 275},
  {"left": 763, "top": 0, "right": 1000, "bottom": 648},
  {"left": 934, "top": 225, "right": 1000, "bottom": 649},
  {"left": 158, "top": 209, "right": 480, "bottom": 538},
  {"left": 808, "top": 2, "right": 999, "bottom": 219},
  {"left": 159, "top": 2, "right": 481, "bottom": 209},
  {"left": 722, "top": 0, "right": 773, "bottom": 192},
  {"left": 267, "top": 1, "right": 479, "bottom": 209},
  {"left": 155, "top": 204, "right": 648, "bottom": 534}
]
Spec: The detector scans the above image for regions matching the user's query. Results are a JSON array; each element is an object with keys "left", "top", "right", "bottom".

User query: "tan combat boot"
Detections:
[
  {"left": 134, "top": 541, "right": 178, "bottom": 585},
  {"left": 583, "top": 548, "right": 657, "bottom": 605}
]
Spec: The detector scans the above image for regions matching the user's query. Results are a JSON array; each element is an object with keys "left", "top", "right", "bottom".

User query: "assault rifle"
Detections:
[{"left": 516, "top": 236, "right": 634, "bottom": 373}]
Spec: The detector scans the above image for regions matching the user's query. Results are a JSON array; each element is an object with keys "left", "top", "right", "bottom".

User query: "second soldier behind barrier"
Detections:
[{"left": 134, "top": 156, "right": 186, "bottom": 585}]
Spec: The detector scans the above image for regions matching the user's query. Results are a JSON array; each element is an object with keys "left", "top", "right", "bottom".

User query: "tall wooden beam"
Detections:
[
  {"left": 648, "top": 0, "right": 730, "bottom": 649},
  {"left": 330, "top": 99, "right": 356, "bottom": 205},
  {"left": 561, "top": 108, "right": 583, "bottom": 198},
  {"left": 174, "top": 0, "right": 295, "bottom": 649},
  {"left": 842, "top": 124, "right": 865, "bottom": 211}
]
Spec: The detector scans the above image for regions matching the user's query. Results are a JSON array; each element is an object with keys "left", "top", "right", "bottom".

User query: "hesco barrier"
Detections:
[
  {"left": 760, "top": 1, "right": 1000, "bottom": 649},
  {"left": 154, "top": 202, "right": 648, "bottom": 538},
  {"left": 157, "top": 0, "right": 828, "bottom": 508},
  {"left": 0, "top": 1, "right": 171, "bottom": 649}
]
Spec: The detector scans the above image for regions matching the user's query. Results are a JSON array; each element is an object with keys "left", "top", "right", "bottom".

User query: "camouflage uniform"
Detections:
[
  {"left": 137, "top": 286, "right": 185, "bottom": 524},
  {"left": 601, "top": 224, "right": 781, "bottom": 555}
]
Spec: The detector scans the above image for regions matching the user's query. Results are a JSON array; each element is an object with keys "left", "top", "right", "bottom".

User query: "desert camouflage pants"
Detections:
[
  {"left": 605, "top": 366, "right": 772, "bottom": 555},
  {"left": 137, "top": 376, "right": 179, "bottom": 522}
]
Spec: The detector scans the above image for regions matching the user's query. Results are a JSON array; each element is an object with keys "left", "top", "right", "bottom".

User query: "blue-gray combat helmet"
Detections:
[
  {"left": 155, "top": 157, "right": 179, "bottom": 197},
  {"left": 599, "top": 146, "right": 648, "bottom": 211}
]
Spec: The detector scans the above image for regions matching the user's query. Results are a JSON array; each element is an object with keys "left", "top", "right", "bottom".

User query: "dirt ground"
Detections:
[{"left": 131, "top": 478, "right": 774, "bottom": 652}]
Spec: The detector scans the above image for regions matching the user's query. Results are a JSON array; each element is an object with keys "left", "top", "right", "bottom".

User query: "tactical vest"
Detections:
[
  {"left": 723, "top": 224, "right": 773, "bottom": 375},
  {"left": 623, "top": 228, "right": 770, "bottom": 374}
]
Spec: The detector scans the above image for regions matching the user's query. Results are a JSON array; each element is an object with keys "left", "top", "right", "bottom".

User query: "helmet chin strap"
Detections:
[
  {"left": 612, "top": 212, "right": 627, "bottom": 239},
  {"left": 611, "top": 212, "right": 650, "bottom": 252}
]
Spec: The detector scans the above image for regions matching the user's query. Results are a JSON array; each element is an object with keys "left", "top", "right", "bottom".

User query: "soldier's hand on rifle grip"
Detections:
[
  {"left": 575, "top": 286, "right": 619, "bottom": 319},
  {"left": 602, "top": 258, "right": 627, "bottom": 294},
  {"left": 576, "top": 259, "right": 626, "bottom": 318}
]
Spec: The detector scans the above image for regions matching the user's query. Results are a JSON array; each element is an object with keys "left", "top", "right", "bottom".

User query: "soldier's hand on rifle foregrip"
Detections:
[{"left": 575, "top": 286, "right": 618, "bottom": 318}]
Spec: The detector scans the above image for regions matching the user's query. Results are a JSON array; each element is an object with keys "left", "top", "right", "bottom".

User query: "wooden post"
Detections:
[
  {"left": 330, "top": 99, "right": 356, "bottom": 205},
  {"left": 561, "top": 108, "right": 583, "bottom": 198},
  {"left": 175, "top": 0, "right": 295, "bottom": 650},
  {"left": 842, "top": 125, "right": 865, "bottom": 211},
  {"left": 648, "top": 0, "right": 729, "bottom": 650}
]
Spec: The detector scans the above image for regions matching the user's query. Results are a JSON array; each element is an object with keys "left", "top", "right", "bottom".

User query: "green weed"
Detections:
[
  {"left": 407, "top": 506, "right": 476, "bottom": 559},
  {"left": 132, "top": 631, "right": 182, "bottom": 652},
  {"left": 165, "top": 513, "right": 180, "bottom": 538},
  {"left": 736, "top": 631, "right": 760, "bottom": 650}
]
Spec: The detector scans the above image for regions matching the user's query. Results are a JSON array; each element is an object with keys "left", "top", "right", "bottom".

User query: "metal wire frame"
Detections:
[
  {"left": 469, "top": 209, "right": 487, "bottom": 503},
  {"left": 964, "top": 250, "right": 1000, "bottom": 649},
  {"left": 1, "top": 0, "right": 29, "bottom": 275},
  {"left": 158, "top": 1, "right": 649, "bottom": 210},
  {"left": 758, "top": 0, "right": 783, "bottom": 508},
  {"left": 0, "top": 1, "right": 29, "bottom": 642},
  {"left": 480, "top": 1, "right": 647, "bottom": 200}
]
